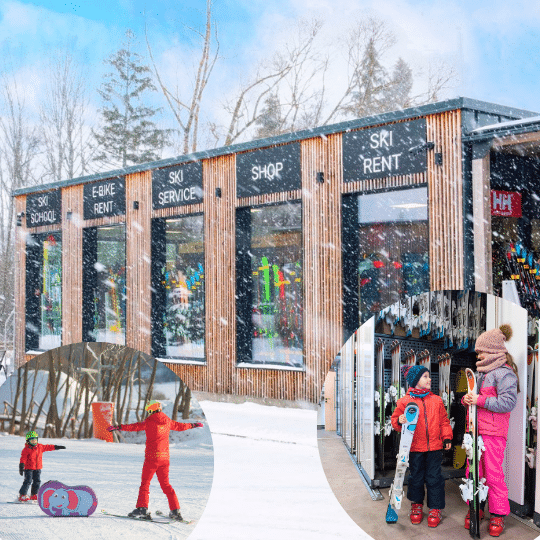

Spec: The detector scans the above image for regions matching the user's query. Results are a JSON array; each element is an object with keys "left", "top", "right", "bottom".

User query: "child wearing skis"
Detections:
[
  {"left": 107, "top": 400, "right": 203, "bottom": 521},
  {"left": 463, "top": 324, "right": 519, "bottom": 537},
  {"left": 18, "top": 431, "right": 66, "bottom": 501},
  {"left": 391, "top": 365, "right": 453, "bottom": 528}
]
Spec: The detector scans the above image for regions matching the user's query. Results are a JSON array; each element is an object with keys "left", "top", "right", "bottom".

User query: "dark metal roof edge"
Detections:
[{"left": 13, "top": 97, "right": 536, "bottom": 197}]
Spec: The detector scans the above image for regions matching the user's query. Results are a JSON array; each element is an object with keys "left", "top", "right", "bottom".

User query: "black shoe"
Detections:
[
  {"left": 128, "top": 507, "right": 150, "bottom": 519},
  {"left": 169, "top": 509, "right": 184, "bottom": 521}
]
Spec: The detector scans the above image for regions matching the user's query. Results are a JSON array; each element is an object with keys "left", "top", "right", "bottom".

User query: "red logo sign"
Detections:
[{"left": 491, "top": 190, "right": 522, "bottom": 217}]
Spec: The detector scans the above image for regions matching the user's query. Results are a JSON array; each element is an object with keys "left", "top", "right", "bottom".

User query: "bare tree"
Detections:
[
  {"left": 40, "top": 52, "right": 95, "bottom": 183},
  {"left": 146, "top": 0, "right": 219, "bottom": 154},
  {"left": 418, "top": 59, "right": 458, "bottom": 104},
  {"left": 0, "top": 79, "right": 40, "bottom": 329}
]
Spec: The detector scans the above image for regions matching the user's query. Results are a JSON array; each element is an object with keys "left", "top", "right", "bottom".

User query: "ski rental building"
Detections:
[{"left": 12, "top": 97, "right": 540, "bottom": 414}]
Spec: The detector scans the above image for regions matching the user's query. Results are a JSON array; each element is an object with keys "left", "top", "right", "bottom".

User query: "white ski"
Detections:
[{"left": 386, "top": 402, "right": 420, "bottom": 523}]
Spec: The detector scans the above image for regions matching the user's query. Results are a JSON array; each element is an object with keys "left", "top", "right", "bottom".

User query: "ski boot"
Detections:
[
  {"left": 427, "top": 509, "right": 442, "bottom": 527},
  {"left": 410, "top": 503, "right": 423, "bottom": 524},
  {"left": 488, "top": 515, "right": 504, "bottom": 537},
  {"left": 128, "top": 507, "right": 150, "bottom": 520},
  {"left": 465, "top": 508, "right": 485, "bottom": 529},
  {"left": 30, "top": 494, "right": 38, "bottom": 501},
  {"left": 18, "top": 495, "right": 30, "bottom": 502},
  {"left": 169, "top": 508, "right": 184, "bottom": 521}
]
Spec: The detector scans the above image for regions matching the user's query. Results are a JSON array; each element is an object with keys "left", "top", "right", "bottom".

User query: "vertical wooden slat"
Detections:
[
  {"left": 301, "top": 133, "right": 343, "bottom": 403},
  {"left": 125, "top": 171, "right": 152, "bottom": 354},
  {"left": 14, "top": 196, "right": 26, "bottom": 369},
  {"left": 427, "top": 110, "right": 464, "bottom": 290},
  {"left": 204, "top": 155, "right": 236, "bottom": 394},
  {"left": 62, "top": 185, "right": 83, "bottom": 345}
]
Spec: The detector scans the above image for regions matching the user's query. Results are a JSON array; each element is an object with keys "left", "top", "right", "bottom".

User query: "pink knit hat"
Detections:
[
  {"left": 475, "top": 324, "right": 512, "bottom": 373},
  {"left": 474, "top": 324, "right": 512, "bottom": 354}
]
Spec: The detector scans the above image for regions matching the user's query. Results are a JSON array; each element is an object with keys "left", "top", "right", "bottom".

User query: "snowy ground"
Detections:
[
  {"left": 1, "top": 400, "right": 368, "bottom": 540},
  {"left": 0, "top": 423, "right": 213, "bottom": 540},
  {"left": 188, "top": 400, "right": 366, "bottom": 540}
]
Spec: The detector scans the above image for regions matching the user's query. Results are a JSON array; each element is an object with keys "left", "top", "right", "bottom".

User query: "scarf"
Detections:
[
  {"left": 476, "top": 351, "right": 507, "bottom": 373},
  {"left": 409, "top": 388, "right": 430, "bottom": 398}
]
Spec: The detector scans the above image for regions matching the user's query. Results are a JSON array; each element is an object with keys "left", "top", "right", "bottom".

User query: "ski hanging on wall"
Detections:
[
  {"left": 375, "top": 338, "right": 390, "bottom": 471},
  {"left": 389, "top": 341, "right": 402, "bottom": 411}
]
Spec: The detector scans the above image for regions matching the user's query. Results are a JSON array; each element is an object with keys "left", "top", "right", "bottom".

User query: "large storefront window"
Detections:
[
  {"left": 25, "top": 232, "right": 62, "bottom": 350},
  {"left": 237, "top": 202, "right": 303, "bottom": 368},
  {"left": 343, "top": 187, "right": 429, "bottom": 331},
  {"left": 151, "top": 216, "right": 205, "bottom": 360},
  {"left": 83, "top": 225, "right": 126, "bottom": 344}
]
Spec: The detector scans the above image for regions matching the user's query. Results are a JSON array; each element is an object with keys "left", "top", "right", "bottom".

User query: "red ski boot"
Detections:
[
  {"left": 465, "top": 508, "right": 485, "bottom": 529},
  {"left": 427, "top": 509, "right": 442, "bottom": 527},
  {"left": 488, "top": 516, "right": 504, "bottom": 537},
  {"left": 410, "top": 503, "right": 423, "bottom": 524}
]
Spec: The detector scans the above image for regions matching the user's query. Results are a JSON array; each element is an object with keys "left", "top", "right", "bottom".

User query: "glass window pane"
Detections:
[
  {"left": 162, "top": 216, "right": 205, "bottom": 359},
  {"left": 40, "top": 234, "right": 62, "bottom": 349},
  {"left": 28, "top": 232, "right": 62, "bottom": 350},
  {"left": 358, "top": 187, "right": 429, "bottom": 321},
  {"left": 92, "top": 226, "right": 126, "bottom": 343},
  {"left": 249, "top": 203, "right": 303, "bottom": 367}
]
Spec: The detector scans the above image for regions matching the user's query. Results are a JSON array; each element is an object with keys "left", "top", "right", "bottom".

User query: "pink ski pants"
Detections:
[{"left": 467, "top": 434, "right": 510, "bottom": 516}]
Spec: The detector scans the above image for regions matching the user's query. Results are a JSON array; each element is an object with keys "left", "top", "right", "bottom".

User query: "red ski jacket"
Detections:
[
  {"left": 391, "top": 390, "right": 453, "bottom": 453},
  {"left": 120, "top": 412, "right": 198, "bottom": 462},
  {"left": 20, "top": 443, "right": 57, "bottom": 470}
]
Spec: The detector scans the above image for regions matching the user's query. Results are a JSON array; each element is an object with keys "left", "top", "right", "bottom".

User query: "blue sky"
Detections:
[{"left": 1, "top": 0, "right": 540, "bottom": 135}]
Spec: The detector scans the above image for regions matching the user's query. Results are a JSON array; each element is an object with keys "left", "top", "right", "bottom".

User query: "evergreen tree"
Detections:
[
  {"left": 94, "top": 30, "right": 170, "bottom": 168},
  {"left": 346, "top": 37, "right": 389, "bottom": 118},
  {"left": 255, "top": 93, "right": 285, "bottom": 139},
  {"left": 384, "top": 57, "right": 413, "bottom": 112}
]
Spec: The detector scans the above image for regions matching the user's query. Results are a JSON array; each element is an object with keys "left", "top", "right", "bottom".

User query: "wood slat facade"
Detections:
[{"left": 13, "top": 99, "right": 530, "bottom": 402}]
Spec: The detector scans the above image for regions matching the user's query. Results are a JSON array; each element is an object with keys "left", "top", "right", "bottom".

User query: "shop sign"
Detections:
[
  {"left": 83, "top": 177, "right": 125, "bottom": 219},
  {"left": 152, "top": 161, "right": 203, "bottom": 209},
  {"left": 26, "top": 189, "right": 62, "bottom": 227},
  {"left": 343, "top": 119, "right": 428, "bottom": 182},
  {"left": 491, "top": 190, "right": 522, "bottom": 217},
  {"left": 236, "top": 143, "right": 301, "bottom": 197}
]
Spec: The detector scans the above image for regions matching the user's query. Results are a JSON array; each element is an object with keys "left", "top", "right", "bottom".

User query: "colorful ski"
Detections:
[
  {"left": 460, "top": 368, "right": 488, "bottom": 539},
  {"left": 386, "top": 401, "right": 420, "bottom": 523}
]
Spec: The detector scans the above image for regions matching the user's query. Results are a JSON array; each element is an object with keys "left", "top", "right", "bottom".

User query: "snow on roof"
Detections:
[{"left": 470, "top": 115, "right": 540, "bottom": 134}]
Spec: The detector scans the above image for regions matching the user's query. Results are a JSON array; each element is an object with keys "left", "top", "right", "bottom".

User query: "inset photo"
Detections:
[
  {"left": 318, "top": 291, "right": 539, "bottom": 539},
  {"left": 1, "top": 342, "right": 213, "bottom": 539}
]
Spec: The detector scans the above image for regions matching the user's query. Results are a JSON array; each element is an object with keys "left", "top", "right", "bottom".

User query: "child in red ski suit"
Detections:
[
  {"left": 391, "top": 365, "right": 453, "bottom": 528},
  {"left": 463, "top": 324, "right": 519, "bottom": 537},
  {"left": 18, "top": 431, "right": 66, "bottom": 501},
  {"left": 108, "top": 400, "right": 203, "bottom": 521}
]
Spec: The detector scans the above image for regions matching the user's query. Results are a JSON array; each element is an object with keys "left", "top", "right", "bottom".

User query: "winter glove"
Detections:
[
  {"left": 54, "top": 445, "right": 66, "bottom": 450},
  {"left": 192, "top": 422, "right": 204, "bottom": 428},
  {"left": 19, "top": 463, "right": 25, "bottom": 476},
  {"left": 107, "top": 425, "right": 121, "bottom": 432}
]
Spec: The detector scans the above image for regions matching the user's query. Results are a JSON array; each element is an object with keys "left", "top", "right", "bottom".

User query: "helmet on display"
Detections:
[
  {"left": 145, "top": 400, "right": 162, "bottom": 414},
  {"left": 26, "top": 431, "right": 38, "bottom": 445}
]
